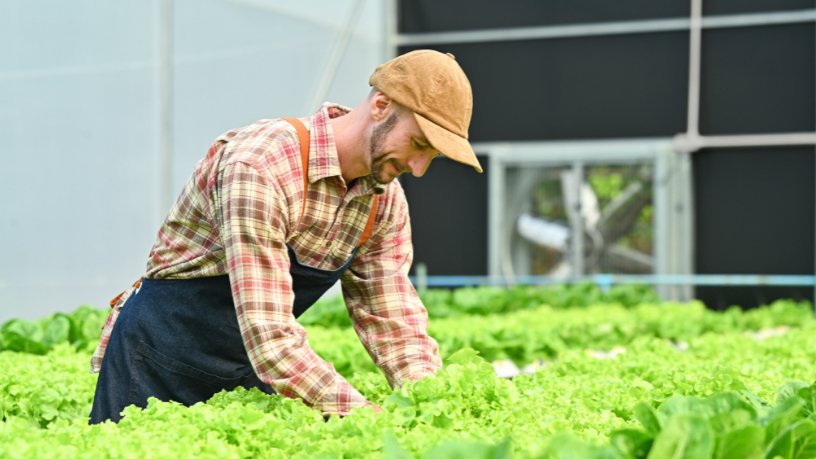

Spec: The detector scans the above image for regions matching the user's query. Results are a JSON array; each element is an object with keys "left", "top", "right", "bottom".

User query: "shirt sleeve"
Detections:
[
  {"left": 340, "top": 185, "right": 443, "bottom": 389},
  {"left": 217, "top": 160, "right": 369, "bottom": 415}
]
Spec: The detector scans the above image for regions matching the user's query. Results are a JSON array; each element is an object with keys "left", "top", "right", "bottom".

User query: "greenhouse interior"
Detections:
[{"left": 1, "top": 0, "right": 815, "bottom": 457}]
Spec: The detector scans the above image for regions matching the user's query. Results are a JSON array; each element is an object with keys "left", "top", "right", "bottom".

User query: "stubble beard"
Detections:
[{"left": 369, "top": 112, "right": 402, "bottom": 185}]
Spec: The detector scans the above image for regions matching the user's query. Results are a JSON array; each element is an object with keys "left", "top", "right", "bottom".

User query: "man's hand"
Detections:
[
  {"left": 364, "top": 402, "right": 382, "bottom": 413},
  {"left": 323, "top": 402, "right": 381, "bottom": 421}
]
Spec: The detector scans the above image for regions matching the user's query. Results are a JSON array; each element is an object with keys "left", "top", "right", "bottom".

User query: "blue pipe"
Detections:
[{"left": 408, "top": 274, "right": 816, "bottom": 288}]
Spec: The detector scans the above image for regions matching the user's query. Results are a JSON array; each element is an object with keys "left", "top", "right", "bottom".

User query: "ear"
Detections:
[{"left": 369, "top": 91, "right": 393, "bottom": 121}]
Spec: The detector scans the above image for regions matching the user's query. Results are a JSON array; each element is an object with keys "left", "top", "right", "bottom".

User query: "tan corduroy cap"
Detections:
[{"left": 369, "top": 49, "right": 482, "bottom": 173}]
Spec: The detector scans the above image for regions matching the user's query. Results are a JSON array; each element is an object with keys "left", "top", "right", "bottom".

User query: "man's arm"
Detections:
[
  {"left": 218, "top": 160, "right": 369, "bottom": 415},
  {"left": 340, "top": 183, "right": 442, "bottom": 388}
]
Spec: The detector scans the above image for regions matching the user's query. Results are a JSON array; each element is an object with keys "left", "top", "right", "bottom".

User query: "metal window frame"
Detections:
[{"left": 480, "top": 138, "right": 691, "bottom": 299}]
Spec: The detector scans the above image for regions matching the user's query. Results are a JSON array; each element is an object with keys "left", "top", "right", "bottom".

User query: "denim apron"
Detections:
[{"left": 90, "top": 118, "right": 378, "bottom": 424}]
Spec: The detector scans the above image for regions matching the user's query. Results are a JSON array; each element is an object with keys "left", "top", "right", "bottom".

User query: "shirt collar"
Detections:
[{"left": 307, "top": 102, "right": 386, "bottom": 195}]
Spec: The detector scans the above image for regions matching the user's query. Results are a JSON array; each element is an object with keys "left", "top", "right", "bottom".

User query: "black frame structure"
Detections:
[{"left": 392, "top": 0, "right": 816, "bottom": 309}]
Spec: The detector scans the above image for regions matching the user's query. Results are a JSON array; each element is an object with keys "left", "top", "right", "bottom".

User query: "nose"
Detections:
[{"left": 408, "top": 151, "right": 436, "bottom": 177}]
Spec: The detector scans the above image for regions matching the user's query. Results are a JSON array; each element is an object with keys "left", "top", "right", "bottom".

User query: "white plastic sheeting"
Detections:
[{"left": 0, "top": 0, "right": 385, "bottom": 322}]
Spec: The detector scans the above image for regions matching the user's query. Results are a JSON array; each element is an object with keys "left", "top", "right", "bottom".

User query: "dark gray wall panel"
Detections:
[
  {"left": 698, "top": 285, "right": 815, "bottom": 310},
  {"left": 694, "top": 147, "right": 815, "bottom": 309},
  {"left": 704, "top": 0, "right": 815, "bottom": 16},
  {"left": 700, "top": 23, "right": 815, "bottom": 135},
  {"left": 400, "top": 32, "right": 689, "bottom": 142},
  {"left": 402, "top": 155, "right": 489, "bottom": 277},
  {"left": 398, "top": 0, "right": 689, "bottom": 33}
]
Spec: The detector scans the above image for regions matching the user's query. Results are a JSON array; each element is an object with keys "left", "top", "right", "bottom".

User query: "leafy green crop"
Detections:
[
  {"left": 540, "top": 381, "right": 816, "bottom": 459},
  {"left": 0, "top": 344, "right": 97, "bottom": 427},
  {"left": 298, "top": 283, "right": 662, "bottom": 328},
  {"left": 1, "top": 298, "right": 815, "bottom": 458},
  {"left": 0, "top": 306, "right": 107, "bottom": 355}
]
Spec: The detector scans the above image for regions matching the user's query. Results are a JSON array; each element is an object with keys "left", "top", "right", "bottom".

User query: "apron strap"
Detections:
[
  {"left": 281, "top": 116, "right": 379, "bottom": 250},
  {"left": 109, "top": 278, "right": 142, "bottom": 309},
  {"left": 357, "top": 195, "right": 378, "bottom": 248}
]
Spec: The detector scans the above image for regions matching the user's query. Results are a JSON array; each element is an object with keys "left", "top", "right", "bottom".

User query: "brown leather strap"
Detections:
[
  {"left": 109, "top": 277, "right": 142, "bottom": 309},
  {"left": 282, "top": 117, "right": 311, "bottom": 222},
  {"left": 357, "top": 195, "right": 379, "bottom": 248},
  {"left": 281, "top": 116, "right": 378, "bottom": 249}
]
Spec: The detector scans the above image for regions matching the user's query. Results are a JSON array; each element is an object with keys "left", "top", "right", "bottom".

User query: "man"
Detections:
[{"left": 89, "top": 49, "right": 482, "bottom": 424}]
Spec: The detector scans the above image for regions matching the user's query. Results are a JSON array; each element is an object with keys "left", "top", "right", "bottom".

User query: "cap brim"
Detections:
[{"left": 413, "top": 113, "right": 483, "bottom": 173}]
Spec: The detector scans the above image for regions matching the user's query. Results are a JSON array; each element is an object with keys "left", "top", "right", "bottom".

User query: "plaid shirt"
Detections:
[{"left": 91, "top": 103, "right": 441, "bottom": 415}]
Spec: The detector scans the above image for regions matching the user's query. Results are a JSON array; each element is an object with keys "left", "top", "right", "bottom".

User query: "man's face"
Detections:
[{"left": 368, "top": 110, "right": 440, "bottom": 185}]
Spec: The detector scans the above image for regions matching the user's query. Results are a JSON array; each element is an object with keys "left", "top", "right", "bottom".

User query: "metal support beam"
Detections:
[
  {"left": 397, "top": 9, "right": 816, "bottom": 46},
  {"left": 673, "top": 132, "right": 816, "bottom": 153},
  {"left": 654, "top": 149, "right": 669, "bottom": 298},
  {"left": 309, "top": 0, "right": 366, "bottom": 112},
  {"left": 158, "top": 0, "right": 174, "bottom": 221},
  {"left": 687, "top": 0, "right": 703, "bottom": 139},
  {"left": 384, "top": 0, "right": 398, "bottom": 60},
  {"left": 474, "top": 138, "right": 670, "bottom": 165},
  {"left": 488, "top": 152, "right": 505, "bottom": 277},
  {"left": 569, "top": 162, "right": 585, "bottom": 276}
]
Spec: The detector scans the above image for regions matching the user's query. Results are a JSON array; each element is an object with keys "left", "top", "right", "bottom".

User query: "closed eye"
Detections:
[{"left": 412, "top": 138, "right": 432, "bottom": 150}]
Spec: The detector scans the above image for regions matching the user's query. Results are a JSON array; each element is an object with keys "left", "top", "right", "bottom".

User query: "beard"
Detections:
[{"left": 369, "top": 111, "right": 403, "bottom": 184}]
